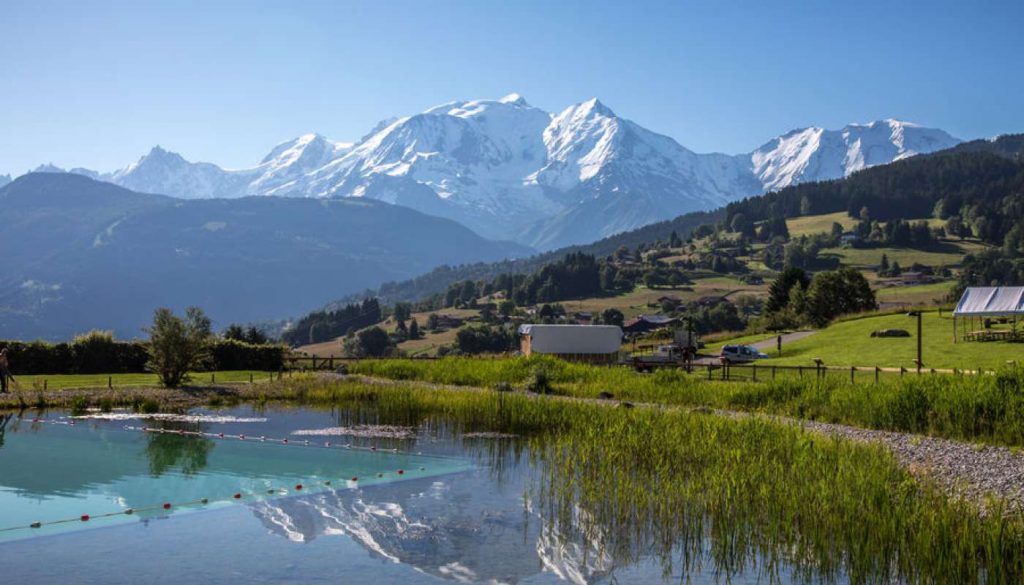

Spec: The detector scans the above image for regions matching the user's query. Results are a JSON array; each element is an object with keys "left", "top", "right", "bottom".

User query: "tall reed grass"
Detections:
[
  {"left": 267, "top": 376, "right": 1024, "bottom": 583},
  {"left": 349, "top": 357, "right": 1024, "bottom": 447}
]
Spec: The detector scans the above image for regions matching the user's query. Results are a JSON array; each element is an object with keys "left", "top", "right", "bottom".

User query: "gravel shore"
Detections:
[{"left": 799, "top": 419, "right": 1024, "bottom": 514}]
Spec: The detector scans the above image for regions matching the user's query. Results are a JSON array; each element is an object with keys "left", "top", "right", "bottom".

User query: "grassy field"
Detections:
[
  {"left": 761, "top": 310, "right": 1022, "bottom": 369},
  {"left": 875, "top": 280, "right": 956, "bottom": 305},
  {"left": 297, "top": 307, "right": 480, "bottom": 358},
  {"left": 785, "top": 211, "right": 859, "bottom": 237},
  {"left": 560, "top": 276, "right": 770, "bottom": 319},
  {"left": 820, "top": 239, "right": 990, "bottom": 268},
  {"left": 7, "top": 370, "right": 274, "bottom": 391}
]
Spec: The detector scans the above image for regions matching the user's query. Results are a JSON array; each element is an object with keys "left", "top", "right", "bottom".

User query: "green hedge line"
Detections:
[{"left": 0, "top": 337, "right": 285, "bottom": 375}]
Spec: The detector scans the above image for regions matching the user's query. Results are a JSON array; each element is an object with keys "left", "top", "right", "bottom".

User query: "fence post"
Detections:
[
  {"left": 211, "top": 373, "right": 215, "bottom": 384},
  {"left": 875, "top": 366, "right": 880, "bottom": 385},
  {"left": 850, "top": 366, "right": 855, "bottom": 384},
  {"left": 798, "top": 366, "right": 803, "bottom": 378},
  {"left": 108, "top": 376, "right": 112, "bottom": 389},
  {"left": 249, "top": 373, "right": 254, "bottom": 384},
  {"left": 752, "top": 363, "right": 757, "bottom": 382},
  {"left": 707, "top": 364, "right": 712, "bottom": 380},
  {"left": 900, "top": 367, "right": 905, "bottom": 378},
  {"left": 44, "top": 379, "right": 48, "bottom": 391},
  {"left": 772, "top": 365, "right": 776, "bottom": 381}
]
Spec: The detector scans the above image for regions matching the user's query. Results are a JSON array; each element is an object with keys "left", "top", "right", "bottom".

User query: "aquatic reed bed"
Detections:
[
  {"left": 267, "top": 376, "right": 1024, "bottom": 583},
  {"left": 349, "top": 358, "right": 1024, "bottom": 447}
]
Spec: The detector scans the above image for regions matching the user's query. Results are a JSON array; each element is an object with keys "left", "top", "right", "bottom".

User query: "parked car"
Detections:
[{"left": 719, "top": 345, "right": 769, "bottom": 364}]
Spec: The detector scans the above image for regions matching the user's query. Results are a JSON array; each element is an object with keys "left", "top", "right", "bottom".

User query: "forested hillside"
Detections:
[
  {"left": 331, "top": 209, "right": 721, "bottom": 308},
  {"left": 286, "top": 136, "right": 1024, "bottom": 348},
  {"left": 725, "top": 134, "right": 1024, "bottom": 246}
]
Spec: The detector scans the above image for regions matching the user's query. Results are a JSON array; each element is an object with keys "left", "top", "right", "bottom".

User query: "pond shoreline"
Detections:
[{"left": 3, "top": 373, "right": 1023, "bottom": 514}]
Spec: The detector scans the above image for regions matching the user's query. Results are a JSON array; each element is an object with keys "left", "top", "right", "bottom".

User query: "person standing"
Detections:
[{"left": 0, "top": 348, "right": 9, "bottom": 393}]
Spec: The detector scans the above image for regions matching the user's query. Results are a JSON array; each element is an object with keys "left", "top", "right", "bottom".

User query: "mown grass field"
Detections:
[
  {"left": 875, "top": 280, "right": 956, "bottom": 305},
  {"left": 6, "top": 370, "right": 274, "bottom": 391},
  {"left": 761, "top": 310, "right": 1022, "bottom": 370},
  {"left": 821, "top": 239, "right": 990, "bottom": 268},
  {"left": 785, "top": 211, "right": 859, "bottom": 237}
]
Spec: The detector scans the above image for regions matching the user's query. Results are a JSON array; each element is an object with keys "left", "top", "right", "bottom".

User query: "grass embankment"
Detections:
[
  {"left": 762, "top": 310, "right": 1022, "bottom": 370},
  {"left": 349, "top": 356, "right": 1024, "bottom": 448},
  {"left": 252, "top": 377, "right": 1024, "bottom": 583},
  {"left": 6, "top": 370, "right": 274, "bottom": 391}
]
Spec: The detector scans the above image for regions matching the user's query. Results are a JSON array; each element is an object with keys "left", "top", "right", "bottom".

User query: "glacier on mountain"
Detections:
[{"left": 42, "top": 96, "right": 960, "bottom": 249}]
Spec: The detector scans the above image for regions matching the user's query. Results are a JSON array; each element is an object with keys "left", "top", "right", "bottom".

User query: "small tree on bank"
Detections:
[{"left": 146, "top": 307, "right": 212, "bottom": 388}]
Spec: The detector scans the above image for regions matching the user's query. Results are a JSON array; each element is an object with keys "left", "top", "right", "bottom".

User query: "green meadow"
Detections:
[
  {"left": 6, "top": 370, "right": 274, "bottom": 391},
  {"left": 761, "top": 310, "right": 1022, "bottom": 370}
]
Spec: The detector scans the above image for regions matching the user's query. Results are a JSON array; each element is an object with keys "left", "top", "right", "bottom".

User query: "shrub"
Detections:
[
  {"left": 146, "top": 307, "right": 212, "bottom": 388},
  {"left": 527, "top": 365, "right": 552, "bottom": 394}
]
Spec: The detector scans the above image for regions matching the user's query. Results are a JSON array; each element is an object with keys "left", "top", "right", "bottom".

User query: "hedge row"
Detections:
[{"left": 0, "top": 338, "right": 286, "bottom": 375}]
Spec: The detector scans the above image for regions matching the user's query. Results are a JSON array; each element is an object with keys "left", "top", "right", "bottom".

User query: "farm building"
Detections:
[
  {"left": 953, "top": 286, "right": 1024, "bottom": 342},
  {"left": 518, "top": 324, "right": 622, "bottom": 363},
  {"left": 622, "top": 314, "right": 679, "bottom": 334}
]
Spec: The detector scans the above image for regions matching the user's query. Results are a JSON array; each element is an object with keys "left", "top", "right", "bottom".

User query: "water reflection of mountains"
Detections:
[{"left": 252, "top": 472, "right": 615, "bottom": 585}]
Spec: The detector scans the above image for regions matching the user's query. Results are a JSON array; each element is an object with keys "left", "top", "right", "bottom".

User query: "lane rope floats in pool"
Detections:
[{"left": 0, "top": 465, "right": 428, "bottom": 536}]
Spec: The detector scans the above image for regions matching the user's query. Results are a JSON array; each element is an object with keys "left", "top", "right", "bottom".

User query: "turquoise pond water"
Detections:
[{"left": 0, "top": 407, "right": 801, "bottom": 584}]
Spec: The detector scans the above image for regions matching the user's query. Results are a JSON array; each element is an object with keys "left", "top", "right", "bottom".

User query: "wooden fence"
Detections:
[{"left": 681, "top": 362, "right": 999, "bottom": 384}]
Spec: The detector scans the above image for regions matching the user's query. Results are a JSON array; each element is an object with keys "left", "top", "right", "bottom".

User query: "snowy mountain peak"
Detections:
[
  {"left": 752, "top": 119, "right": 959, "bottom": 192},
  {"left": 578, "top": 97, "right": 616, "bottom": 118},
  {"left": 498, "top": 92, "right": 528, "bottom": 105},
  {"left": 28, "top": 96, "right": 963, "bottom": 249}
]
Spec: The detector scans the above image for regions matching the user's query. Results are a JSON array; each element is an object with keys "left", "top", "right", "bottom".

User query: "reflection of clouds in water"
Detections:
[
  {"left": 72, "top": 413, "right": 267, "bottom": 423},
  {"left": 249, "top": 474, "right": 616, "bottom": 584}
]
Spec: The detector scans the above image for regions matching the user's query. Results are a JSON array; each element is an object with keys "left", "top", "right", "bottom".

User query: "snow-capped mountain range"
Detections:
[{"left": 32, "top": 95, "right": 960, "bottom": 249}]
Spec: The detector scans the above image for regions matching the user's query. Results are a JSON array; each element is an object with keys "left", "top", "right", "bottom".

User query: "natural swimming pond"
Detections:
[
  {"left": 1, "top": 394, "right": 1019, "bottom": 584},
  {"left": 0, "top": 405, "right": 806, "bottom": 584}
]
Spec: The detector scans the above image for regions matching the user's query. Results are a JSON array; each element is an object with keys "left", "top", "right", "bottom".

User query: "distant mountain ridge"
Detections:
[
  {"left": 29, "top": 95, "right": 960, "bottom": 249},
  {"left": 0, "top": 173, "right": 527, "bottom": 340},
  {"left": 311, "top": 134, "right": 1024, "bottom": 318}
]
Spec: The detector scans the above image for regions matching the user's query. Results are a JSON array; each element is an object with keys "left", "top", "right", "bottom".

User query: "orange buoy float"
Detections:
[
  {"left": 295, "top": 484, "right": 303, "bottom": 491},
  {"left": 162, "top": 503, "right": 172, "bottom": 510},
  {"left": 233, "top": 493, "right": 241, "bottom": 499},
  {"left": 80, "top": 515, "right": 90, "bottom": 522}
]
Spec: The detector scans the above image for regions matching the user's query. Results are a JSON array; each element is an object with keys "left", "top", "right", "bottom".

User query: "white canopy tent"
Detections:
[{"left": 952, "top": 286, "right": 1024, "bottom": 342}]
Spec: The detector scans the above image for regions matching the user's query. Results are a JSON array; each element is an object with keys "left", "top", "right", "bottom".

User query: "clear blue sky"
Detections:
[{"left": 2, "top": 0, "right": 1022, "bottom": 176}]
